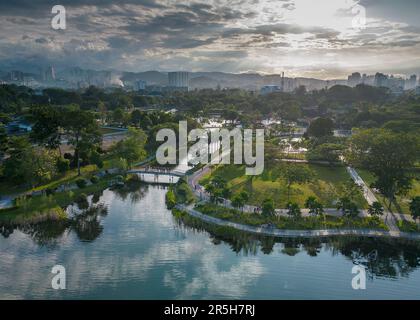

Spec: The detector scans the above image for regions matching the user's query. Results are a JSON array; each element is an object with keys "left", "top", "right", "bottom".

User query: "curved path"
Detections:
[{"left": 176, "top": 204, "right": 420, "bottom": 240}]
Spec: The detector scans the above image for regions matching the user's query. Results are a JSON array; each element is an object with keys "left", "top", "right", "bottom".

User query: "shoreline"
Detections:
[{"left": 176, "top": 204, "right": 420, "bottom": 241}]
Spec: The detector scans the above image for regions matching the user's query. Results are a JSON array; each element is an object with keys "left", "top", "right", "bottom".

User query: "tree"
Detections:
[
  {"left": 367, "top": 201, "right": 384, "bottom": 217},
  {"left": 262, "top": 198, "right": 275, "bottom": 216},
  {"left": 340, "top": 179, "right": 362, "bottom": 201},
  {"left": 409, "top": 197, "right": 420, "bottom": 222},
  {"left": 287, "top": 202, "right": 301, "bottom": 218},
  {"left": 336, "top": 197, "right": 359, "bottom": 217},
  {"left": 305, "top": 196, "right": 324, "bottom": 216},
  {"left": 307, "top": 117, "right": 334, "bottom": 138},
  {"left": 0, "top": 123, "right": 8, "bottom": 157},
  {"left": 61, "top": 107, "right": 101, "bottom": 176},
  {"left": 131, "top": 109, "right": 143, "bottom": 127},
  {"left": 346, "top": 129, "right": 419, "bottom": 209},
  {"left": 231, "top": 191, "right": 249, "bottom": 211},
  {"left": 306, "top": 143, "right": 345, "bottom": 163},
  {"left": 111, "top": 127, "right": 147, "bottom": 168},
  {"left": 283, "top": 164, "right": 313, "bottom": 201},
  {"left": 112, "top": 108, "right": 125, "bottom": 125},
  {"left": 239, "top": 191, "right": 249, "bottom": 203},
  {"left": 231, "top": 194, "right": 245, "bottom": 211},
  {"left": 98, "top": 101, "right": 107, "bottom": 125},
  {"left": 29, "top": 105, "right": 62, "bottom": 155},
  {"left": 3, "top": 137, "right": 57, "bottom": 187},
  {"left": 204, "top": 175, "right": 229, "bottom": 204}
]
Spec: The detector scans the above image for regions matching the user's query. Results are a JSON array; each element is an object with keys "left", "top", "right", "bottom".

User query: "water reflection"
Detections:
[
  {"left": 1, "top": 203, "right": 109, "bottom": 245},
  {"left": 173, "top": 212, "right": 420, "bottom": 279},
  {"left": 1, "top": 184, "right": 420, "bottom": 299}
]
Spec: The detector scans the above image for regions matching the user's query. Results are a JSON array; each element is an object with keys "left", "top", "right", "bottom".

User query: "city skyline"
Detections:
[{"left": 1, "top": 0, "right": 420, "bottom": 79}]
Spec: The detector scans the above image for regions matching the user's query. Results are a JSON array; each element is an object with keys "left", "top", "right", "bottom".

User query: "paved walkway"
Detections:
[
  {"left": 176, "top": 204, "right": 420, "bottom": 240},
  {"left": 346, "top": 166, "right": 400, "bottom": 231}
]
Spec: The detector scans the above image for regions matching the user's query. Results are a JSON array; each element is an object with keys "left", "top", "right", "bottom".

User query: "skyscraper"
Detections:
[
  {"left": 43, "top": 66, "right": 56, "bottom": 82},
  {"left": 374, "top": 72, "right": 388, "bottom": 87},
  {"left": 168, "top": 71, "right": 189, "bottom": 89},
  {"left": 405, "top": 74, "right": 417, "bottom": 90},
  {"left": 347, "top": 72, "right": 361, "bottom": 87}
]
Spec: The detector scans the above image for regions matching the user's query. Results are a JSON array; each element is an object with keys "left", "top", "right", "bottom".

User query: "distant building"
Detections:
[
  {"left": 260, "top": 85, "right": 282, "bottom": 95},
  {"left": 43, "top": 66, "right": 56, "bottom": 82},
  {"left": 135, "top": 80, "right": 147, "bottom": 91},
  {"left": 405, "top": 74, "right": 417, "bottom": 90},
  {"left": 168, "top": 71, "right": 189, "bottom": 90},
  {"left": 387, "top": 75, "right": 405, "bottom": 93},
  {"left": 374, "top": 72, "right": 388, "bottom": 87},
  {"left": 347, "top": 72, "right": 361, "bottom": 87},
  {"left": 8, "top": 70, "right": 24, "bottom": 82}
]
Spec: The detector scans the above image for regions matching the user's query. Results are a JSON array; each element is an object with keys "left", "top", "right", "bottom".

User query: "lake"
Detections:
[{"left": 1, "top": 184, "right": 420, "bottom": 299}]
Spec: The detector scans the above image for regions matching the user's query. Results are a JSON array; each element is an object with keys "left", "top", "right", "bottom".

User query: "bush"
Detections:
[
  {"left": 90, "top": 176, "right": 99, "bottom": 184},
  {"left": 45, "top": 188, "right": 56, "bottom": 196},
  {"left": 56, "top": 157, "right": 70, "bottom": 173},
  {"left": 115, "top": 175, "right": 124, "bottom": 182},
  {"left": 166, "top": 189, "right": 176, "bottom": 209},
  {"left": 76, "top": 178, "right": 87, "bottom": 189}
]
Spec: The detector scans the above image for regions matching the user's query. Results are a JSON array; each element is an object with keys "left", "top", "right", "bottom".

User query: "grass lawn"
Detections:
[
  {"left": 195, "top": 203, "right": 387, "bottom": 230},
  {"left": 200, "top": 163, "right": 367, "bottom": 208},
  {"left": 357, "top": 169, "right": 420, "bottom": 215},
  {"left": 0, "top": 156, "right": 120, "bottom": 197}
]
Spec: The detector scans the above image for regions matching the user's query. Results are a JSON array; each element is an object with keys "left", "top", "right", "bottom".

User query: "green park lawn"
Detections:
[
  {"left": 357, "top": 169, "right": 420, "bottom": 215},
  {"left": 200, "top": 163, "right": 367, "bottom": 209},
  {"left": 194, "top": 203, "right": 387, "bottom": 230}
]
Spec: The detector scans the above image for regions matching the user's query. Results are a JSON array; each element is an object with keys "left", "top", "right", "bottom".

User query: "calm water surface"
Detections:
[{"left": 1, "top": 184, "right": 420, "bottom": 299}]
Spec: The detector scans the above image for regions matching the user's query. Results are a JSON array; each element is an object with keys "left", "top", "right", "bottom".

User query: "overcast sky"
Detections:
[{"left": 1, "top": 0, "right": 419, "bottom": 79}]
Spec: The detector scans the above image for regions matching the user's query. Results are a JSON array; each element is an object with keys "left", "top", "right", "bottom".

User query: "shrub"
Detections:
[
  {"left": 76, "top": 178, "right": 87, "bottom": 189},
  {"left": 90, "top": 176, "right": 99, "bottom": 184},
  {"left": 45, "top": 188, "right": 56, "bottom": 196},
  {"left": 165, "top": 189, "right": 176, "bottom": 209},
  {"left": 56, "top": 157, "right": 70, "bottom": 173}
]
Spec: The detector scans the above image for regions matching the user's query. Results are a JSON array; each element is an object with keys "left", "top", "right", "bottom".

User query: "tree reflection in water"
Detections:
[
  {"left": 0, "top": 203, "right": 109, "bottom": 245},
  {"left": 0, "top": 179, "right": 151, "bottom": 244},
  {"left": 173, "top": 212, "right": 420, "bottom": 279},
  {"left": 71, "top": 203, "right": 108, "bottom": 242},
  {"left": 111, "top": 177, "right": 149, "bottom": 204}
]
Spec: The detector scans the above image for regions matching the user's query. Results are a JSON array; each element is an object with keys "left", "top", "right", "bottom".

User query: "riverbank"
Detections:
[
  {"left": 186, "top": 164, "right": 420, "bottom": 238},
  {"left": 0, "top": 174, "right": 118, "bottom": 224},
  {"left": 175, "top": 204, "right": 420, "bottom": 240}
]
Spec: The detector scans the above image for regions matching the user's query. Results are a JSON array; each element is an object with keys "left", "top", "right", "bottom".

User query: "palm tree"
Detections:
[{"left": 367, "top": 201, "right": 384, "bottom": 217}]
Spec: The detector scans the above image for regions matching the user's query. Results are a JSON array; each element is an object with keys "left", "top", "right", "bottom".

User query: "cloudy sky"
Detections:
[{"left": 1, "top": 0, "right": 420, "bottom": 79}]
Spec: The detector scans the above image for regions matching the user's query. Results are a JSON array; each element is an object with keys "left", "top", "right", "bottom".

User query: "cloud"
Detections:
[{"left": 0, "top": 0, "right": 419, "bottom": 78}]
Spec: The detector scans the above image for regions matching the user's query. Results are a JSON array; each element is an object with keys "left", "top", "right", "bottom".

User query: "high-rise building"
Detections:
[
  {"left": 135, "top": 80, "right": 147, "bottom": 91},
  {"left": 168, "top": 71, "right": 189, "bottom": 89},
  {"left": 405, "top": 74, "right": 417, "bottom": 90},
  {"left": 43, "top": 66, "right": 56, "bottom": 82},
  {"left": 8, "top": 70, "right": 24, "bottom": 81},
  {"left": 347, "top": 72, "right": 361, "bottom": 87},
  {"left": 374, "top": 72, "right": 388, "bottom": 87}
]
